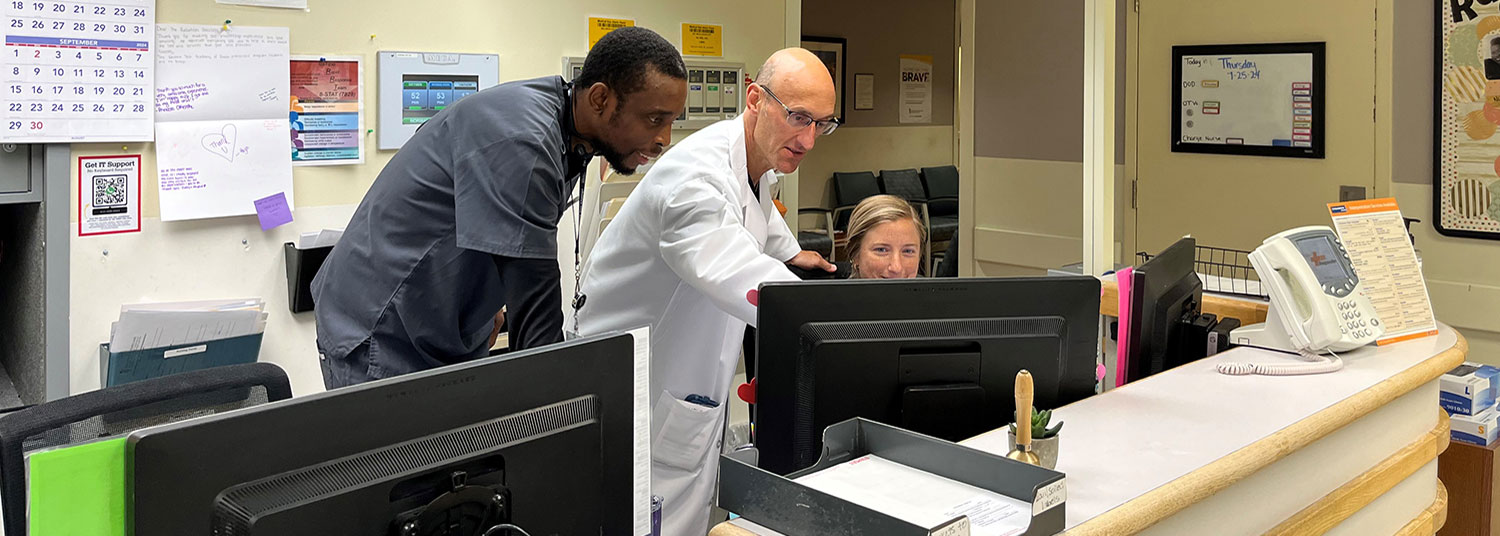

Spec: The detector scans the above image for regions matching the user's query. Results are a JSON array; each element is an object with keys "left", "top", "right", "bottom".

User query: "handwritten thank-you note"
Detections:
[{"left": 154, "top": 24, "right": 292, "bottom": 221}]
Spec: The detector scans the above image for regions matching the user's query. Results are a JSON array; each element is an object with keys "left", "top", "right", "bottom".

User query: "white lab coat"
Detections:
[{"left": 571, "top": 116, "right": 800, "bottom": 536}]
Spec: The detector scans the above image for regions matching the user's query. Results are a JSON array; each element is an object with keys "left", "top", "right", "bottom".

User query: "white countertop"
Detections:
[{"left": 959, "top": 325, "right": 1459, "bottom": 529}]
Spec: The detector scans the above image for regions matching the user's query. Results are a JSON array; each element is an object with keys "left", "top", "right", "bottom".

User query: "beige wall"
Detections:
[
  {"left": 801, "top": 0, "right": 955, "bottom": 127},
  {"left": 67, "top": 0, "right": 793, "bottom": 395},
  {"left": 1390, "top": 0, "right": 1500, "bottom": 364},
  {"left": 968, "top": 0, "right": 1126, "bottom": 275},
  {"left": 795, "top": 0, "right": 956, "bottom": 213}
]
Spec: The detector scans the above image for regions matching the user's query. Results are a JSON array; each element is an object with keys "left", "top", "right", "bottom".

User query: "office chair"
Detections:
[
  {"left": 0, "top": 362, "right": 293, "bottom": 535},
  {"left": 878, "top": 169, "right": 934, "bottom": 272},
  {"left": 921, "top": 165, "right": 961, "bottom": 272}
]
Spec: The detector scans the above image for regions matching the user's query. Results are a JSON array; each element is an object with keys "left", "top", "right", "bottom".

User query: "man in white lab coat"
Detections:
[{"left": 570, "top": 48, "right": 840, "bottom": 535}]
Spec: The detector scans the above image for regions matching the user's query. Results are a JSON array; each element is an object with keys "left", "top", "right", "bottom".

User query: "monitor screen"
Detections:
[
  {"left": 1125, "top": 237, "right": 1203, "bottom": 383},
  {"left": 753, "top": 277, "right": 1101, "bottom": 475},
  {"left": 1293, "top": 235, "right": 1352, "bottom": 286}
]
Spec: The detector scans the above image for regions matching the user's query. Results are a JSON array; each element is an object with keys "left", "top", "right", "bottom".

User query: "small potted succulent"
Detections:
[{"left": 1008, "top": 409, "right": 1063, "bottom": 469}]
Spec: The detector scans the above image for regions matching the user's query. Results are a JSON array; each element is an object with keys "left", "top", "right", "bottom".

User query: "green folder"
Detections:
[{"left": 27, "top": 437, "right": 127, "bottom": 536}]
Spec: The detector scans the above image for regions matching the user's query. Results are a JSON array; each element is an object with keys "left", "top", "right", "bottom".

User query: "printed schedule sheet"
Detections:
[
  {"left": 4, "top": 0, "right": 154, "bottom": 142},
  {"left": 1328, "top": 198, "right": 1439, "bottom": 345}
]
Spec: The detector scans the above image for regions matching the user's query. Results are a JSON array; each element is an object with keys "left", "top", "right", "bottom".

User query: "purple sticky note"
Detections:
[{"left": 253, "top": 192, "right": 293, "bottom": 231}]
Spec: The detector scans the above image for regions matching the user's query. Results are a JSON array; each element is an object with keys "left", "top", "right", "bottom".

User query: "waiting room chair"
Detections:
[
  {"left": 879, "top": 168, "right": 935, "bottom": 272},
  {"left": 921, "top": 165, "right": 961, "bottom": 272},
  {"left": 799, "top": 171, "right": 882, "bottom": 261}
]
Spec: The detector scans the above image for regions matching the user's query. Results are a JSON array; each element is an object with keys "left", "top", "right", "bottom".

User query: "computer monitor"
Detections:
[
  {"left": 753, "top": 277, "right": 1101, "bottom": 475},
  {"left": 127, "top": 333, "right": 638, "bottom": 535},
  {"left": 1123, "top": 237, "right": 1203, "bottom": 383}
]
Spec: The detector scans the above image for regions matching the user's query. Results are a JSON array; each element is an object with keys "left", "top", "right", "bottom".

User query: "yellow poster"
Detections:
[
  {"left": 588, "top": 17, "right": 635, "bottom": 49},
  {"left": 681, "top": 23, "right": 723, "bottom": 56}
]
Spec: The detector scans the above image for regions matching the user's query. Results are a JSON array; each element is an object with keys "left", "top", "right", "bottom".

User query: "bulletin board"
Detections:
[
  {"left": 1435, "top": 1, "right": 1500, "bottom": 240},
  {"left": 1171, "top": 42, "right": 1325, "bottom": 159}
]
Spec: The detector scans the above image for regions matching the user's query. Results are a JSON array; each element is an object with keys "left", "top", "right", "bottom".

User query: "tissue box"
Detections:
[
  {"left": 1452, "top": 407, "right": 1500, "bottom": 447},
  {"left": 1442, "top": 363, "right": 1499, "bottom": 416}
]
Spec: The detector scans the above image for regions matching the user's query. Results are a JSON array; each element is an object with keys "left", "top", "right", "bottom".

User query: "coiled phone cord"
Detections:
[{"left": 1216, "top": 348, "right": 1344, "bottom": 376}]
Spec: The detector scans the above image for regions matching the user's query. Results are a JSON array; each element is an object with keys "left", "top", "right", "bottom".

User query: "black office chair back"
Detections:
[
  {"left": 936, "top": 231, "right": 961, "bottom": 277},
  {"left": 0, "top": 362, "right": 292, "bottom": 535},
  {"left": 921, "top": 165, "right": 960, "bottom": 217},
  {"left": 832, "top": 171, "right": 881, "bottom": 229},
  {"left": 878, "top": 169, "right": 927, "bottom": 205}
]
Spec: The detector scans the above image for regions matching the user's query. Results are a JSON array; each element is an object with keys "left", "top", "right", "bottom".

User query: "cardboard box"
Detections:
[
  {"left": 1443, "top": 363, "right": 1498, "bottom": 416},
  {"left": 1454, "top": 408, "right": 1500, "bottom": 447}
]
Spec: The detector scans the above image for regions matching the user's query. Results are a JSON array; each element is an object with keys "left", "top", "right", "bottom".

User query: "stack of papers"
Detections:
[
  {"left": 108, "top": 299, "right": 267, "bottom": 353},
  {"left": 295, "top": 227, "right": 344, "bottom": 250},
  {"left": 793, "top": 454, "right": 1031, "bottom": 536}
]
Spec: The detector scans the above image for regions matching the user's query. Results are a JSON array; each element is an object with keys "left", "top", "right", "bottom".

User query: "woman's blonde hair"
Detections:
[{"left": 846, "top": 195, "right": 926, "bottom": 275}]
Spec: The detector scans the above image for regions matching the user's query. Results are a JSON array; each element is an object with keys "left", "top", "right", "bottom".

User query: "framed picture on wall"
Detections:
[
  {"left": 1434, "top": 1, "right": 1500, "bottom": 240},
  {"left": 854, "top": 73, "right": 875, "bottom": 110},
  {"left": 802, "top": 35, "right": 847, "bottom": 120}
]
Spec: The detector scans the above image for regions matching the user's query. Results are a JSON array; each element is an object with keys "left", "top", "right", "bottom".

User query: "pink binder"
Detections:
[{"left": 1115, "top": 267, "right": 1135, "bottom": 388}]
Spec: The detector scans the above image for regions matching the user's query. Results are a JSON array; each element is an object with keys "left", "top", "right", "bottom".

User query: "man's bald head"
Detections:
[
  {"left": 742, "top": 47, "right": 839, "bottom": 178},
  {"left": 755, "top": 48, "right": 836, "bottom": 109}
]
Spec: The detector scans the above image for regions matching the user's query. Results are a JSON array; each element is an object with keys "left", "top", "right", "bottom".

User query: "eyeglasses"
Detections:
[{"left": 758, "top": 85, "right": 842, "bottom": 136}]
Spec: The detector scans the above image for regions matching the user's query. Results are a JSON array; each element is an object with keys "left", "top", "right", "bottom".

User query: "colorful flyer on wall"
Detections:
[
  {"left": 78, "top": 155, "right": 141, "bottom": 236},
  {"left": 290, "top": 56, "right": 363, "bottom": 165},
  {"left": 1437, "top": 3, "right": 1500, "bottom": 239}
]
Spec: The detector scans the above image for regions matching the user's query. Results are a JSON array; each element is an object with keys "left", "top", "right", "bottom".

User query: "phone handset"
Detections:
[
  {"left": 1223, "top": 226, "right": 1383, "bottom": 376},
  {"left": 1256, "top": 237, "right": 1343, "bottom": 351}
]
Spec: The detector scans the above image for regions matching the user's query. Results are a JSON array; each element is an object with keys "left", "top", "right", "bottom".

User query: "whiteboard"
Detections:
[{"left": 1171, "top": 43, "right": 1324, "bottom": 158}]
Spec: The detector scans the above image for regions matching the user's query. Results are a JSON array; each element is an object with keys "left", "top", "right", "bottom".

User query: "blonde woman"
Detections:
[{"left": 845, "top": 194, "right": 926, "bottom": 279}]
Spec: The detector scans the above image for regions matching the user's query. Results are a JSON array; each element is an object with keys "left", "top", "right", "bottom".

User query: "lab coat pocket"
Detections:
[{"left": 651, "top": 390, "right": 720, "bottom": 472}]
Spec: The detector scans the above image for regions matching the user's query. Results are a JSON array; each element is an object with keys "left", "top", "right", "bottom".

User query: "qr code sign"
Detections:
[{"left": 92, "top": 175, "right": 128, "bottom": 207}]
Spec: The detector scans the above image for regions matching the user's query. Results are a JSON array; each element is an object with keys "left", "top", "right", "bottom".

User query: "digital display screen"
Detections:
[
  {"left": 400, "top": 74, "right": 481, "bottom": 126},
  {"left": 1293, "top": 235, "right": 1351, "bottom": 286}
]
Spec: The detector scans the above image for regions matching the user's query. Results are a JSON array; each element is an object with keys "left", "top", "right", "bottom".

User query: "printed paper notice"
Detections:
[
  {"left": 681, "top": 23, "right": 722, "bottom": 57},
  {"left": 3, "top": 0, "right": 154, "bottom": 142},
  {"left": 855, "top": 73, "right": 875, "bottom": 110},
  {"left": 588, "top": 16, "right": 633, "bottom": 49},
  {"left": 899, "top": 54, "right": 933, "bottom": 124},
  {"left": 156, "top": 119, "right": 293, "bottom": 221},
  {"left": 627, "top": 327, "right": 651, "bottom": 536},
  {"left": 154, "top": 24, "right": 289, "bottom": 122},
  {"left": 1327, "top": 198, "right": 1438, "bottom": 345},
  {"left": 78, "top": 155, "right": 141, "bottom": 236},
  {"left": 795, "top": 454, "right": 1029, "bottom": 536},
  {"left": 290, "top": 56, "right": 363, "bottom": 165}
]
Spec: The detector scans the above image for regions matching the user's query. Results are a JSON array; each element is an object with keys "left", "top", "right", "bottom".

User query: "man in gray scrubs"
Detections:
[{"left": 312, "top": 27, "right": 687, "bottom": 388}]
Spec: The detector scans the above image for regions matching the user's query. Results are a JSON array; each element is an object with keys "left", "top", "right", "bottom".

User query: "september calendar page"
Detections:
[{"left": 4, "top": 0, "right": 154, "bottom": 142}]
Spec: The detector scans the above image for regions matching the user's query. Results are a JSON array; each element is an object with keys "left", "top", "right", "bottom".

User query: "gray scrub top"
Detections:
[{"left": 311, "top": 75, "right": 580, "bottom": 376}]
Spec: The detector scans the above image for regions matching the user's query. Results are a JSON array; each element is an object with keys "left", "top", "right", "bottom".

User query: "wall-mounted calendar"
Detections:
[{"left": 3, "top": 0, "right": 154, "bottom": 142}]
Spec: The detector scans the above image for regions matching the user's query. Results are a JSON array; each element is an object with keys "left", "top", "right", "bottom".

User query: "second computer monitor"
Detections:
[
  {"left": 128, "top": 333, "right": 638, "bottom": 535},
  {"left": 754, "top": 277, "right": 1101, "bottom": 475},
  {"left": 1125, "top": 237, "right": 1203, "bottom": 383}
]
